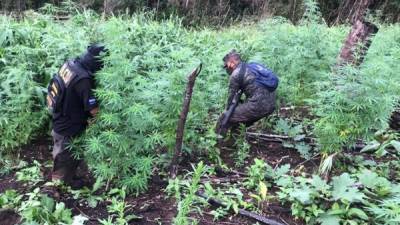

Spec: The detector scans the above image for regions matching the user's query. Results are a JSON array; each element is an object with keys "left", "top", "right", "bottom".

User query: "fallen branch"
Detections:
[
  {"left": 246, "top": 132, "right": 315, "bottom": 145},
  {"left": 197, "top": 191, "right": 286, "bottom": 225},
  {"left": 293, "top": 153, "right": 320, "bottom": 170},
  {"left": 246, "top": 132, "right": 366, "bottom": 150},
  {"left": 200, "top": 176, "right": 245, "bottom": 185},
  {"left": 169, "top": 63, "right": 203, "bottom": 178}
]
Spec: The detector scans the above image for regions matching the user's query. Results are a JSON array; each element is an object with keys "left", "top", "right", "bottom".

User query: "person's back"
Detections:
[
  {"left": 52, "top": 60, "right": 96, "bottom": 137},
  {"left": 48, "top": 44, "right": 106, "bottom": 189},
  {"left": 227, "top": 62, "right": 276, "bottom": 124},
  {"left": 216, "top": 50, "right": 277, "bottom": 137}
]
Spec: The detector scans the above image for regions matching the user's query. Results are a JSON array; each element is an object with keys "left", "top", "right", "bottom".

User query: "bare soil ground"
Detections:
[{"left": 0, "top": 134, "right": 310, "bottom": 225}]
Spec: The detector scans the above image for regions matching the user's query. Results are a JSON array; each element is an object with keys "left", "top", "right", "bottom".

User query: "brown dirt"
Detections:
[
  {"left": 0, "top": 209, "right": 20, "bottom": 225},
  {"left": 0, "top": 135, "right": 309, "bottom": 225}
]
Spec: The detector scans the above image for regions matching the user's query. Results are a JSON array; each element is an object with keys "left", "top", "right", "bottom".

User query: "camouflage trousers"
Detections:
[{"left": 217, "top": 92, "right": 276, "bottom": 137}]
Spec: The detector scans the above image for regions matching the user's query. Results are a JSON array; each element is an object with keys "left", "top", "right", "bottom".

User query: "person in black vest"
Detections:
[
  {"left": 216, "top": 50, "right": 276, "bottom": 138},
  {"left": 49, "top": 44, "right": 107, "bottom": 189}
]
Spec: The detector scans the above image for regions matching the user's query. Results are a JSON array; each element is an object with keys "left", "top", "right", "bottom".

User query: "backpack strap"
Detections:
[{"left": 238, "top": 63, "right": 246, "bottom": 90}]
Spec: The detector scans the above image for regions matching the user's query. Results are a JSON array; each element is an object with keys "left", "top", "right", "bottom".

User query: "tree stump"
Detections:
[
  {"left": 337, "top": 19, "right": 378, "bottom": 66},
  {"left": 390, "top": 109, "right": 400, "bottom": 131}
]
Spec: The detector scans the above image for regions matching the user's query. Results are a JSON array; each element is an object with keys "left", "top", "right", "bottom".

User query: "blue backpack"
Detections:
[{"left": 246, "top": 62, "right": 279, "bottom": 92}]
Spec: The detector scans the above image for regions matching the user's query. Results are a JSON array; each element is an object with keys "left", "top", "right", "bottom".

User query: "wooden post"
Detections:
[
  {"left": 334, "top": 0, "right": 372, "bottom": 25},
  {"left": 169, "top": 63, "right": 202, "bottom": 178},
  {"left": 337, "top": 20, "right": 378, "bottom": 66},
  {"left": 390, "top": 109, "right": 400, "bottom": 131},
  {"left": 335, "top": 0, "right": 378, "bottom": 66}
]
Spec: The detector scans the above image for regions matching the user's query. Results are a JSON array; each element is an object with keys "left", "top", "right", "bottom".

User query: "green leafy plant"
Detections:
[
  {"left": 173, "top": 162, "right": 207, "bottom": 225},
  {"left": 0, "top": 14, "right": 89, "bottom": 156},
  {"left": 2, "top": 7, "right": 400, "bottom": 202},
  {"left": 367, "top": 195, "right": 400, "bottom": 225},
  {"left": 275, "top": 168, "right": 400, "bottom": 225},
  {"left": 233, "top": 125, "right": 251, "bottom": 167},
  {"left": 18, "top": 188, "right": 73, "bottom": 225},
  {"left": 314, "top": 26, "right": 400, "bottom": 154},
  {"left": 0, "top": 159, "right": 28, "bottom": 175},
  {"left": 361, "top": 130, "right": 400, "bottom": 157},
  {"left": 274, "top": 118, "right": 314, "bottom": 159},
  {"left": 245, "top": 158, "right": 270, "bottom": 189},
  {"left": 99, "top": 186, "right": 141, "bottom": 225},
  {"left": 15, "top": 160, "right": 43, "bottom": 184},
  {"left": 70, "top": 177, "right": 105, "bottom": 208},
  {"left": 0, "top": 189, "right": 23, "bottom": 209},
  {"left": 203, "top": 183, "right": 251, "bottom": 220}
]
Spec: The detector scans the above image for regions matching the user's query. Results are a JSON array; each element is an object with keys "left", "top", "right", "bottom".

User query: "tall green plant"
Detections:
[
  {"left": 2, "top": 9, "right": 400, "bottom": 195},
  {"left": 314, "top": 25, "right": 400, "bottom": 153},
  {"left": 0, "top": 14, "right": 89, "bottom": 156}
]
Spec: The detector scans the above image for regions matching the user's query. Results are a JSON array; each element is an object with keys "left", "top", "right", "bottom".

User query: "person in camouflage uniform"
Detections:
[{"left": 217, "top": 50, "right": 276, "bottom": 137}]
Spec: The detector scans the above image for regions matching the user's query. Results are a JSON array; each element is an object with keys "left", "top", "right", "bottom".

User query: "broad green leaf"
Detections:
[
  {"left": 290, "top": 187, "right": 312, "bottom": 204},
  {"left": 87, "top": 196, "right": 98, "bottom": 208},
  {"left": 40, "top": 195, "right": 55, "bottom": 212},
  {"left": 357, "top": 169, "right": 379, "bottom": 189},
  {"left": 276, "top": 176, "right": 292, "bottom": 188},
  {"left": 332, "top": 173, "right": 364, "bottom": 202},
  {"left": 295, "top": 142, "right": 311, "bottom": 159},
  {"left": 360, "top": 141, "right": 380, "bottom": 153},
  {"left": 390, "top": 140, "right": 400, "bottom": 152},
  {"left": 317, "top": 214, "right": 341, "bottom": 225},
  {"left": 274, "top": 164, "right": 290, "bottom": 177},
  {"left": 348, "top": 208, "right": 368, "bottom": 220},
  {"left": 311, "top": 175, "right": 330, "bottom": 192},
  {"left": 232, "top": 203, "right": 239, "bottom": 214},
  {"left": 92, "top": 177, "right": 104, "bottom": 192},
  {"left": 294, "top": 134, "right": 306, "bottom": 141}
]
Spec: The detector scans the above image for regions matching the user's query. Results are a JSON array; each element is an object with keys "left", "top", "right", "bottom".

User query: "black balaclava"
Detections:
[{"left": 77, "top": 43, "right": 107, "bottom": 74}]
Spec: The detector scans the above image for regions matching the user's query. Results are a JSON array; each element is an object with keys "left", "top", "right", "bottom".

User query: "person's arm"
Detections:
[
  {"left": 76, "top": 79, "right": 99, "bottom": 117},
  {"left": 89, "top": 107, "right": 99, "bottom": 117},
  {"left": 226, "top": 68, "right": 241, "bottom": 110}
]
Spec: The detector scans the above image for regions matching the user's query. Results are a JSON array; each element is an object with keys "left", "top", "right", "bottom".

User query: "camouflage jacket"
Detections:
[{"left": 226, "top": 63, "right": 276, "bottom": 118}]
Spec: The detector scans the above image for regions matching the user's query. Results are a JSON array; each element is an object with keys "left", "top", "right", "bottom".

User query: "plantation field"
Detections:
[{"left": 1, "top": 3, "right": 400, "bottom": 225}]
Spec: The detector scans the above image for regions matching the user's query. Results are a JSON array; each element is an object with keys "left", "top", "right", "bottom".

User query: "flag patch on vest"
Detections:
[{"left": 89, "top": 98, "right": 96, "bottom": 105}]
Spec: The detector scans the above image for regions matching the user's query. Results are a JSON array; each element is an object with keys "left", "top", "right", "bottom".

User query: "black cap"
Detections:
[{"left": 78, "top": 43, "right": 108, "bottom": 74}]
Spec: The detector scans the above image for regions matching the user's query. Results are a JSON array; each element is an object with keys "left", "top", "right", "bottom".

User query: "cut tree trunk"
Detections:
[
  {"left": 169, "top": 63, "right": 202, "bottom": 178},
  {"left": 390, "top": 109, "right": 400, "bottom": 131},
  {"left": 334, "top": 0, "right": 372, "bottom": 25},
  {"left": 337, "top": 19, "right": 378, "bottom": 66},
  {"left": 335, "top": 0, "right": 378, "bottom": 67}
]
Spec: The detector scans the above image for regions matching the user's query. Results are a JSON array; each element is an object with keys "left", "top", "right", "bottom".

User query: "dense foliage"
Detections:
[
  {"left": 314, "top": 25, "right": 400, "bottom": 152},
  {"left": 0, "top": 14, "right": 89, "bottom": 154},
  {"left": 1, "top": 4, "right": 399, "bottom": 194}
]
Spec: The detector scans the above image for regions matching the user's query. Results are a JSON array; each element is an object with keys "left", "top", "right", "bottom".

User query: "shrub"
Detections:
[
  {"left": 314, "top": 25, "right": 400, "bottom": 152},
  {"left": 0, "top": 14, "right": 89, "bottom": 156}
]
